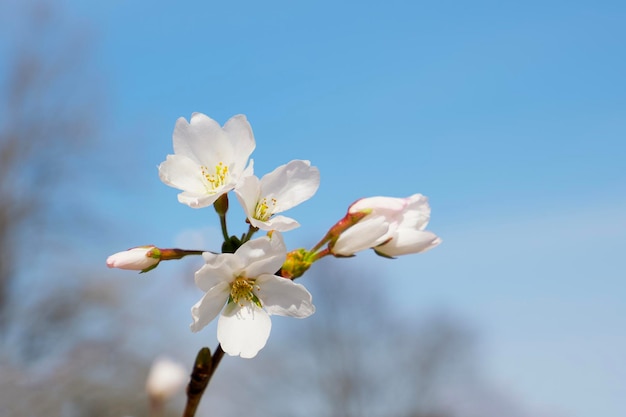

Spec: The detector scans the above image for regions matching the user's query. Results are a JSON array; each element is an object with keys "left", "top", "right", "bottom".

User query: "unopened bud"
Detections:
[
  {"left": 280, "top": 248, "right": 312, "bottom": 279},
  {"left": 214, "top": 193, "right": 229, "bottom": 216},
  {"left": 106, "top": 246, "right": 161, "bottom": 273}
]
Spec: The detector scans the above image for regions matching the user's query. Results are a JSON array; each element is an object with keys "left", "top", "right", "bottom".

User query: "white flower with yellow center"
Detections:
[
  {"left": 191, "top": 232, "right": 315, "bottom": 358},
  {"left": 158, "top": 113, "right": 255, "bottom": 208},
  {"left": 235, "top": 160, "right": 320, "bottom": 231},
  {"left": 332, "top": 194, "right": 442, "bottom": 257}
]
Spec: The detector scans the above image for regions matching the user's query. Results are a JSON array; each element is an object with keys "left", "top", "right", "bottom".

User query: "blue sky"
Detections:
[{"left": 7, "top": 0, "right": 626, "bottom": 415}]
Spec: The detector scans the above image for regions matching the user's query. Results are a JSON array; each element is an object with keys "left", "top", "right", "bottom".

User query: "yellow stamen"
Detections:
[
  {"left": 230, "top": 276, "right": 261, "bottom": 307},
  {"left": 254, "top": 197, "right": 278, "bottom": 221},
  {"left": 200, "top": 162, "right": 229, "bottom": 194}
]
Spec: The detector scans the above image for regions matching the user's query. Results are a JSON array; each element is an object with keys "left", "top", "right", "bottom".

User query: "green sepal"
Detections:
[
  {"left": 139, "top": 262, "right": 160, "bottom": 273},
  {"left": 222, "top": 235, "right": 242, "bottom": 254},
  {"left": 373, "top": 248, "right": 396, "bottom": 259}
]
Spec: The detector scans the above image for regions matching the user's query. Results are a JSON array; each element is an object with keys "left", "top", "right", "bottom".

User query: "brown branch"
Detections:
[{"left": 182, "top": 344, "right": 225, "bottom": 417}]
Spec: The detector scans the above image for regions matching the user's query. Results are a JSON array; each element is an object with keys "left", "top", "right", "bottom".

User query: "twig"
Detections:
[{"left": 182, "top": 344, "right": 225, "bottom": 417}]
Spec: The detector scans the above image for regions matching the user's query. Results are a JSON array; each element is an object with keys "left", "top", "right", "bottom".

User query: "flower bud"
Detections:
[
  {"left": 331, "top": 194, "right": 441, "bottom": 257},
  {"left": 145, "top": 356, "right": 188, "bottom": 402},
  {"left": 280, "top": 248, "right": 312, "bottom": 279},
  {"left": 106, "top": 246, "right": 161, "bottom": 272}
]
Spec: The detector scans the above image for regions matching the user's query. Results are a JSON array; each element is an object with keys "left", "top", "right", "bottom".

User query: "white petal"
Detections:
[
  {"left": 249, "top": 215, "right": 300, "bottom": 232},
  {"left": 195, "top": 252, "right": 238, "bottom": 292},
  {"left": 255, "top": 274, "right": 315, "bottom": 318},
  {"left": 106, "top": 247, "right": 158, "bottom": 270},
  {"left": 376, "top": 230, "right": 442, "bottom": 257},
  {"left": 177, "top": 190, "right": 222, "bottom": 209},
  {"left": 190, "top": 281, "right": 231, "bottom": 332},
  {"left": 235, "top": 235, "right": 286, "bottom": 278},
  {"left": 234, "top": 174, "right": 261, "bottom": 222},
  {"left": 223, "top": 115, "right": 255, "bottom": 174},
  {"left": 349, "top": 195, "right": 407, "bottom": 214},
  {"left": 259, "top": 160, "right": 320, "bottom": 212},
  {"left": 217, "top": 301, "right": 271, "bottom": 358},
  {"left": 173, "top": 113, "right": 233, "bottom": 167},
  {"left": 400, "top": 194, "right": 431, "bottom": 230},
  {"left": 240, "top": 159, "right": 255, "bottom": 181},
  {"left": 158, "top": 154, "right": 206, "bottom": 194},
  {"left": 332, "top": 216, "right": 390, "bottom": 256}
]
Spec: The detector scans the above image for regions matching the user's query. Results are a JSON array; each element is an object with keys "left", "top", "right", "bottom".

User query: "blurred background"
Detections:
[{"left": 0, "top": 0, "right": 624, "bottom": 416}]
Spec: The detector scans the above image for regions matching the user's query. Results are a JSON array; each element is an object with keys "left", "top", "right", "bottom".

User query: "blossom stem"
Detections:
[
  {"left": 310, "top": 232, "right": 332, "bottom": 254},
  {"left": 182, "top": 344, "right": 225, "bottom": 417},
  {"left": 160, "top": 249, "right": 205, "bottom": 260},
  {"left": 218, "top": 213, "right": 230, "bottom": 242},
  {"left": 310, "top": 248, "right": 331, "bottom": 262},
  {"left": 310, "top": 210, "right": 371, "bottom": 253},
  {"left": 242, "top": 224, "right": 258, "bottom": 243},
  {"left": 214, "top": 194, "right": 231, "bottom": 242}
]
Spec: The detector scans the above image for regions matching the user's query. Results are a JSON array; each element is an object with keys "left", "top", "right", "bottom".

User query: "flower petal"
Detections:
[
  {"left": 217, "top": 301, "right": 271, "bottom": 358},
  {"left": 259, "top": 160, "right": 320, "bottom": 212},
  {"left": 190, "top": 281, "right": 231, "bottom": 332},
  {"left": 173, "top": 113, "right": 233, "bottom": 167},
  {"left": 375, "top": 230, "right": 442, "bottom": 257},
  {"left": 106, "top": 247, "right": 158, "bottom": 270},
  {"left": 195, "top": 252, "right": 239, "bottom": 292},
  {"left": 255, "top": 274, "right": 315, "bottom": 318},
  {"left": 177, "top": 190, "right": 222, "bottom": 209},
  {"left": 400, "top": 194, "right": 431, "bottom": 230},
  {"left": 249, "top": 215, "right": 300, "bottom": 232},
  {"left": 158, "top": 154, "right": 206, "bottom": 195},
  {"left": 235, "top": 234, "right": 286, "bottom": 278},
  {"left": 332, "top": 216, "right": 390, "bottom": 256},
  {"left": 234, "top": 174, "right": 261, "bottom": 222},
  {"left": 349, "top": 195, "right": 407, "bottom": 214},
  {"left": 223, "top": 115, "right": 255, "bottom": 174}
]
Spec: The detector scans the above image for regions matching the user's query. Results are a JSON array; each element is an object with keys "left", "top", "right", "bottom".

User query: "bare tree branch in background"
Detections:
[
  {"left": 0, "top": 3, "right": 172, "bottom": 415},
  {"left": 0, "top": 0, "right": 98, "bottom": 328},
  {"left": 294, "top": 264, "right": 475, "bottom": 417},
  {"left": 207, "top": 262, "right": 478, "bottom": 417}
]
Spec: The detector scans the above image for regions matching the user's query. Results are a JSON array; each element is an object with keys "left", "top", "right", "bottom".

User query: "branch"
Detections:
[{"left": 182, "top": 344, "right": 225, "bottom": 417}]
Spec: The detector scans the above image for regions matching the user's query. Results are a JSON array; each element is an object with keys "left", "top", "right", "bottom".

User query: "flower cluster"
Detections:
[{"left": 108, "top": 113, "right": 440, "bottom": 359}]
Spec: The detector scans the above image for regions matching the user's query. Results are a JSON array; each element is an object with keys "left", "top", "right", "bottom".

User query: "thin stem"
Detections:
[
  {"left": 242, "top": 223, "right": 258, "bottom": 243},
  {"left": 182, "top": 344, "right": 225, "bottom": 417},
  {"left": 310, "top": 230, "right": 332, "bottom": 254},
  {"left": 310, "top": 247, "right": 331, "bottom": 262},
  {"left": 219, "top": 213, "right": 230, "bottom": 242}
]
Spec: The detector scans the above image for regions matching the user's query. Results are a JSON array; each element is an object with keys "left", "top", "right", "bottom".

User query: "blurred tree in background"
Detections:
[
  {"left": 0, "top": 0, "right": 96, "bottom": 326},
  {"left": 0, "top": 2, "right": 162, "bottom": 415}
]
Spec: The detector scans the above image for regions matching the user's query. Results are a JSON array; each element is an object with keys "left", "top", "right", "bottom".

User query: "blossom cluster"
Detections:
[{"left": 107, "top": 113, "right": 440, "bottom": 359}]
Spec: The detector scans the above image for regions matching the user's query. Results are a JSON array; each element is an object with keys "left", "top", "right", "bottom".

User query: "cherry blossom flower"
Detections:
[
  {"left": 332, "top": 194, "right": 441, "bottom": 257},
  {"left": 235, "top": 160, "right": 320, "bottom": 231},
  {"left": 106, "top": 246, "right": 160, "bottom": 271},
  {"left": 191, "top": 232, "right": 315, "bottom": 358},
  {"left": 158, "top": 113, "right": 255, "bottom": 208}
]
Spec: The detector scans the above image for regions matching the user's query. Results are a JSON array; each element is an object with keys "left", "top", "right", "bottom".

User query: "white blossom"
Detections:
[
  {"left": 158, "top": 113, "right": 255, "bottom": 208},
  {"left": 191, "top": 232, "right": 315, "bottom": 358},
  {"left": 235, "top": 160, "right": 320, "bottom": 231}
]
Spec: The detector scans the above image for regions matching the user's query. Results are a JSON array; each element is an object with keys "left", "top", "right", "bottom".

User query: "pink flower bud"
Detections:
[
  {"left": 331, "top": 194, "right": 441, "bottom": 257},
  {"left": 106, "top": 246, "right": 160, "bottom": 271}
]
